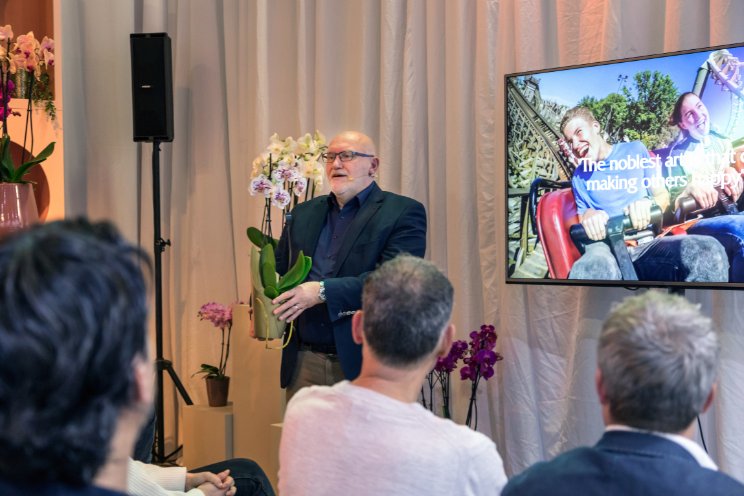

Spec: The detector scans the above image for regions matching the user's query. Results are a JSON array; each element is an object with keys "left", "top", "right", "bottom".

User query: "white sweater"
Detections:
[
  {"left": 127, "top": 459, "right": 204, "bottom": 496},
  {"left": 279, "top": 381, "right": 508, "bottom": 495}
]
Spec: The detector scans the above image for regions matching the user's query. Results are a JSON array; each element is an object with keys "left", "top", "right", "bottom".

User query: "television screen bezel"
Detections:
[{"left": 504, "top": 41, "right": 744, "bottom": 290}]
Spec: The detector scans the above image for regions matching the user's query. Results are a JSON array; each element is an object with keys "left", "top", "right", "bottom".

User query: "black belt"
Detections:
[{"left": 300, "top": 342, "right": 338, "bottom": 355}]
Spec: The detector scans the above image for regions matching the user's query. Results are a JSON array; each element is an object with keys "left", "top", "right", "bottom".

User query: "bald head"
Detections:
[
  {"left": 329, "top": 131, "right": 377, "bottom": 155},
  {"left": 325, "top": 130, "right": 379, "bottom": 207}
]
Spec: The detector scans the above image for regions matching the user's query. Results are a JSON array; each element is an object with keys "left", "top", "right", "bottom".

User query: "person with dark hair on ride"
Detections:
[
  {"left": 0, "top": 219, "right": 154, "bottom": 495},
  {"left": 666, "top": 91, "right": 744, "bottom": 281}
]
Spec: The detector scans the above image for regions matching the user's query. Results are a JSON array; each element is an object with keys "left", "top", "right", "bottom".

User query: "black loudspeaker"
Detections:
[{"left": 130, "top": 33, "right": 174, "bottom": 142}]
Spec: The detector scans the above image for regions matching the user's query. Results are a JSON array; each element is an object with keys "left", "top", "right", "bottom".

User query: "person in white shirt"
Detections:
[
  {"left": 127, "top": 457, "right": 275, "bottom": 496},
  {"left": 128, "top": 459, "right": 233, "bottom": 496},
  {"left": 278, "top": 254, "right": 508, "bottom": 495},
  {"left": 503, "top": 292, "right": 744, "bottom": 496}
]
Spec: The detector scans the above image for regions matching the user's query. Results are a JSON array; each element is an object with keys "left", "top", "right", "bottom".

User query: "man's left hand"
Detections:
[{"left": 273, "top": 281, "right": 322, "bottom": 322}]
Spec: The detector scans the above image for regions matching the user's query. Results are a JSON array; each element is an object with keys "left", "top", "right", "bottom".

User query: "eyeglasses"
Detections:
[{"left": 321, "top": 150, "right": 375, "bottom": 163}]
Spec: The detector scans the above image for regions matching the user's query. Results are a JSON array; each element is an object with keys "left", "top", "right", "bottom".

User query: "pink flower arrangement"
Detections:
[
  {"left": 195, "top": 302, "right": 234, "bottom": 379},
  {"left": 0, "top": 24, "right": 56, "bottom": 183}
]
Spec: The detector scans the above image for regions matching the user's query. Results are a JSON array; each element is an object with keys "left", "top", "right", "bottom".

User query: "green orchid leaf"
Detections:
[
  {"left": 0, "top": 136, "right": 13, "bottom": 181},
  {"left": 192, "top": 363, "right": 220, "bottom": 378},
  {"left": 247, "top": 227, "right": 266, "bottom": 248},
  {"left": 277, "top": 250, "right": 307, "bottom": 291},
  {"left": 259, "top": 243, "right": 278, "bottom": 289},
  {"left": 277, "top": 254, "right": 313, "bottom": 293},
  {"left": 301, "top": 255, "right": 312, "bottom": 281},
  {"left": 264, "top": 285, "right": 279, "bottom": 299},
  {"left": 246, "top": 226, "right": 279, "bottom": 249},
  {"left": 10, "top": 141, "right": 55, "bottom": 182}
]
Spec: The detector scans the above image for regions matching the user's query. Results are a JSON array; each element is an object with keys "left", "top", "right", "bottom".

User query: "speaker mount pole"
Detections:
[{"left": 151, "top": 140, "right": 193, "bottom": 463}]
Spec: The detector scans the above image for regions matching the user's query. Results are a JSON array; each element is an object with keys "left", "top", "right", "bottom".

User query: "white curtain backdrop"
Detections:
[{"left": 60, "top": 0, "right": 744, "bottom": 482}]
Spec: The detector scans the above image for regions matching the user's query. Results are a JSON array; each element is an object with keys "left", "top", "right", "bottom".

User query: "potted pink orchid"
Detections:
[
  {"left": 0, "top": 25, "right": 55, "bottom": 239},
  {"left": 194, "top": 302, "right": 234, "bottom": 407},
  {"left": 0, "top": 25, "right": 56, "bottom": 182}
]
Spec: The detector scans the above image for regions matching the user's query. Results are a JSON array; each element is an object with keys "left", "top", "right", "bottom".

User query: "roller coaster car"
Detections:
[
  {"left": 529, "top": 178, "right": 662, "bottom": 280},
  {"left": 529, "top": 180, "right": 580, "bottom": 279}
]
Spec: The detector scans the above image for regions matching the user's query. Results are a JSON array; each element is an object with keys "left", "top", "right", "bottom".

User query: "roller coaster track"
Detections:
[
  {"left": 724, "top": 93, "right": 744, "bottom": 138},
  {"left": 700, "top": 49, "right": 744, "bottom": 138},
  {"left": 507, "top": 78, "right": 575, "bottom": 180}
]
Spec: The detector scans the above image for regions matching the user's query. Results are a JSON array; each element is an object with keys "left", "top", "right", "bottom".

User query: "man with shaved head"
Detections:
[{"left": 272, "top": 130, "right": 427, "bottom": 398}]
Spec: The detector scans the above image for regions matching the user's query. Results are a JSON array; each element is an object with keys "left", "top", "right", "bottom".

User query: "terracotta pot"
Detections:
[
  {"left": 250, "top": 246, "right": 287, "bottom": 340},
  {"left": 0, "top": 182, "right": 39, "bottom": 240},
  {"left": 205, "top": 376, "right": 230, "bottom": 407}
]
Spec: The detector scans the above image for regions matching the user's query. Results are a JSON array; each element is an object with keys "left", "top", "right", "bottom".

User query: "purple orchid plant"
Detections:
[
  {"left": 421, "top": 324, "right": 504, "bottom": 428},
  {"left": 422, "top": 339, "right": 468, "bottom": 419},
  {"left": 459, "top": 324, "right": 504, "bottom": 429}
]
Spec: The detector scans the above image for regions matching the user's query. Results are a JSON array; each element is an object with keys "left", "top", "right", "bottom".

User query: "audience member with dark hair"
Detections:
[
  {"left": 278, "top": 254, "right": 507, "bottom": 495},
  {"left": 503, "top": 292, "right": 744, "bottom": 496},
  {"left": 0, "top": 219, "right": 153, "bottom": 495}
]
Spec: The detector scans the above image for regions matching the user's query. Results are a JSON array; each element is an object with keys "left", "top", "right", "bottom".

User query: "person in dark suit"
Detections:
[
  {"left": 272, "top": 130, "right": 427, "bottom": 398},
  {"left": 503, "top": 292, "right": 744, "bottom": 496}
]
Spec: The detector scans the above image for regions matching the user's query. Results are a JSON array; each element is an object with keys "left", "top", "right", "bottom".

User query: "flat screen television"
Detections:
[{"left": 505, "top": 42, "right": 744, "bottom": 289}]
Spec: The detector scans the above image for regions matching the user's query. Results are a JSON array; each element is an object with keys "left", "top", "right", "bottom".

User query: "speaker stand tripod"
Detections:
[{"left": 151, "top": 140, "right": 193, "bottom": 463}]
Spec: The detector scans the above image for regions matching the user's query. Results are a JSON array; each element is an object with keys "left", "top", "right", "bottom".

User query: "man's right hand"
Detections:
[{"left": 580, "top": 208, "right": 610, "bottom": 241}]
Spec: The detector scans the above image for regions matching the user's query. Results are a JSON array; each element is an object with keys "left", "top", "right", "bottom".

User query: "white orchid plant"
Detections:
[
  {"left": 250, "top": 131, "right": 326, "bottom": 212},
  {"left": 247, "top": 131, "right": 326, "bottom": 302}
]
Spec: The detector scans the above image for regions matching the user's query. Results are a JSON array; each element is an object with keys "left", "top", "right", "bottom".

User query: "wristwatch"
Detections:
[{"left": 318, "top": 280, "right": 327, "bottom": 302}]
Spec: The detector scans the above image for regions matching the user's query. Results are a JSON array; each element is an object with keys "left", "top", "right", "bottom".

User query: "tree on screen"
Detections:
[
  {"left": 578, "top": 93, "right": 629, "bottom": 143},
  {"left": 578, "top": 70, "right": 679, "bottom": 150}
]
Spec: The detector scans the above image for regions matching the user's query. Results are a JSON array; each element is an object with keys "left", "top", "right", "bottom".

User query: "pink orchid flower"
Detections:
[{"left": 0, "top": 25, "right": 13, "bottom": 41}]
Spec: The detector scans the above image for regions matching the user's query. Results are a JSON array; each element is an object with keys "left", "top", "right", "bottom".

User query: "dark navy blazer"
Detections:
[
  {"left": 275, "top": 182, "right": 427, "bottom": 387},
  {"left": 503, "top": 431, "right": 744, "bottom": 496}
]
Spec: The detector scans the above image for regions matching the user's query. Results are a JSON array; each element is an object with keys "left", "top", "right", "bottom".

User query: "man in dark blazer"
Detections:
[
  {"left": 273, "top": 130, "right": 426, "bottom": 398},
  {"left": 503, "top": 292, "right": 744, "bottom": 496}
]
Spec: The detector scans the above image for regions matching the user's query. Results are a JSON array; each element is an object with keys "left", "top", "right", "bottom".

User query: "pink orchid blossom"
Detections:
[
  {"left": 249, "top": 175, "right": 273, "bottom": 197},
  {"left": 0, "top": 25, "right": 13, "bottom": 41},
  {"left": 271, "top": 186, "right": 291, "bottom": 208}
]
